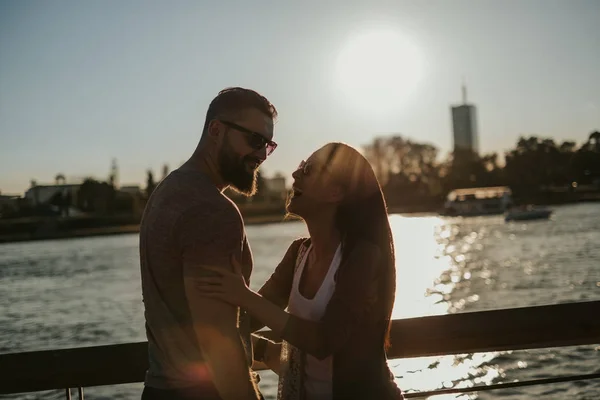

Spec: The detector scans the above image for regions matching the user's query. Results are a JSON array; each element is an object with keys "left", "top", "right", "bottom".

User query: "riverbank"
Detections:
[
  {"left": 0, "top": 210, "right": 443, "bottom": 245},
  {"left": 2, "top": 197, "right": 597, "bottom": 245},
  {"left": 0, "top": 213, "right": 300, "bottom": 244},
  {"left": 0, "top": 200, "right": 444, "bottom": 244}
]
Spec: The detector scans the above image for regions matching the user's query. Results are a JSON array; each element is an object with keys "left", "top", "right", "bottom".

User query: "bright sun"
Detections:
[{"left": 334, "top": 29, "right": 424, "bottom": 114}]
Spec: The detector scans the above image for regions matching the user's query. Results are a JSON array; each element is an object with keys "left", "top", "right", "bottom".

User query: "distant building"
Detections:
[
  {"left": 0, "top": 190, "right": 19, "bottom": 198},
  {"left": 265, "top": 173, "right": 287, "bottom": 194},
  {"left": 0, "top": 192, "right": 20, "bottom": 217},
  {"left": 117, "top": 185, "right": 145, "bottom": 217},
  {"left": 25, "top": 183, "right": 80, "bottom": 206},
  {"left": 119, "top": 185, "right": 143, "bottom": 195},
  {"left": 451, "top": 83, "right": 479, "bottom": 155}
]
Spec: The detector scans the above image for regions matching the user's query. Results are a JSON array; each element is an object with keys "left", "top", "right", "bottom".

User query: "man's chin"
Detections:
[
  {"left": 232, "top": 186, "right": 257, "bottom": 197},
  {"left": 222, "top": 168, "right": 257, "bottom": 197},
  {"left": 229, "top": 180, "right": 257, "bottom": 197},
  {"left": 245, "top": 163, "right": 259, "bottom": 174}
]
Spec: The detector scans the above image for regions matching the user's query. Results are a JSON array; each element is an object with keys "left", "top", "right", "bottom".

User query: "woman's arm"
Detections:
[
  {"left": 251, "top": 335, "right": 282, "bottom": 375},
  {"left": 241, "top": 241, "right": 382, "bottom": 359},
  {"left": 249, "top": 238, "right": 305, "bottom": 332},
  {"left": 242, "top": 290, "right": 292, "bottom": 338},
  {"left": 195, "top": 240, "right": 382, "bottom": 361},
  {"left": 195, "top": 239, "right": 302, "bottom": 334},
  {"left": 279, "top": 242, "right": 383, "bottom": 359}
]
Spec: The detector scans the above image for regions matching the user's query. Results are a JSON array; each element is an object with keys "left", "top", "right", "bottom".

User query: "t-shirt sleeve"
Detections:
[
  {"left": 175, "top": 202, "right": 244, "bottom": 278},
  {"left": 175, "top": 200, "right": 254, "bottom": 367}
]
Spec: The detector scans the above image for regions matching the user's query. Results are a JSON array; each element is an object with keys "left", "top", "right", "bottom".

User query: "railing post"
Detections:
[
  {"left": 65, "top": 388, "right": 71, "bottom": 400},
  {"left": 78, "top": 387, "right": 84, "bottom": 399}
]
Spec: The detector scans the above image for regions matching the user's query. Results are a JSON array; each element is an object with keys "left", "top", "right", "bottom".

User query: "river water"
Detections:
[{"left": 1, "top": 203, "right": 599, "bottom": 399}]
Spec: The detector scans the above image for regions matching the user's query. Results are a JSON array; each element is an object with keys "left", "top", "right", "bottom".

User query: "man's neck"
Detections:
[{"left": 182, "top": 147, "right": 228, "bottom": 192}]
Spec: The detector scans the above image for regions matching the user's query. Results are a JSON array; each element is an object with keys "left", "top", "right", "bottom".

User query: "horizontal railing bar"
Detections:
[
  {"left": 1, "top": 300, "right": 599, "bottom": 394},
  {"left": 386, "top": 300, "right": 600, "bottom": 359},
  {"left": 403, "top": 372, "right": 600, "bottom": 398}
]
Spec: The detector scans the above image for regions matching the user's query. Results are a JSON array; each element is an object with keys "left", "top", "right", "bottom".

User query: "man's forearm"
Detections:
[{"left": 200, "top": 334, "right": 261, "bottom": 400}]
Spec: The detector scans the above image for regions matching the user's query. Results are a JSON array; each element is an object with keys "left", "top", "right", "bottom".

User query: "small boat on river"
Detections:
[
  {"left": 504, "top": 205, "right": 552, "bottom": 222},
  {"left": 441, "top": 186, "right": 513, "bottom": 217}
]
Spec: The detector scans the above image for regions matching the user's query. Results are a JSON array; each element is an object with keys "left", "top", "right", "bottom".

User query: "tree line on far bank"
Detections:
[
  {"left": 3, "top": 131, "right": 598, "bottom": 220},
  {"left": 364, "top": 130, "right": 600, "bottom": 210},
  {"left": 48, "top": 129, "right": 600, "bottom": 215}
]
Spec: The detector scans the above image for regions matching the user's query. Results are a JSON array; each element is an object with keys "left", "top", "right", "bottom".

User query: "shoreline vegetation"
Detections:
[
  {"left": 2, "top": 133, "right": 598, "bottom": 244},
  {"left": 2, "top": 198, "right": 599, "bottom": 244},
  {"left": 0, "top": 203, "right": 439, "bottom": 244}
]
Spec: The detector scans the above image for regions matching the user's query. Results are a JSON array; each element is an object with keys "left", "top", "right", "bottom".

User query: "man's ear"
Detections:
[{"left": 207, "top": 120, "right": 222, "bottom": 141}]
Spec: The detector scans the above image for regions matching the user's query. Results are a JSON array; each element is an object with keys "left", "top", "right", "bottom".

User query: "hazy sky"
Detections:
[{"left": 1, "top": 0, "right": 599, "bottom": 194}]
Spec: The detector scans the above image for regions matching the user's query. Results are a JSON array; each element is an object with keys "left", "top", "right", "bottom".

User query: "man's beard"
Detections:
[{"left": 219, "top": 141, "right": 258, "bottom": 196}]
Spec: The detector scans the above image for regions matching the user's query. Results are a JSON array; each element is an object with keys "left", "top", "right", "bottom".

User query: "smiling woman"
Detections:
[{"left": 334, "top": 28, "right": 424, "bottom": 114}]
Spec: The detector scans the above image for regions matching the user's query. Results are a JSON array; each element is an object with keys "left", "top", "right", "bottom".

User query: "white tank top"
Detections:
[{"left": 287, "top": 243, "right": 342, "bottom": 400}]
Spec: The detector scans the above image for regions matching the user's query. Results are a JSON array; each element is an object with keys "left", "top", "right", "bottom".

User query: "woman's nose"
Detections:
[{"left": 292, "top": 167, "right": 302, "bottom": 180}]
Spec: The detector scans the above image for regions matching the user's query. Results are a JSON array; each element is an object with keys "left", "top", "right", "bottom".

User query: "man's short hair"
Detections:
[{"left": 202, "top": 87, "right": 277, "bottom": 135}]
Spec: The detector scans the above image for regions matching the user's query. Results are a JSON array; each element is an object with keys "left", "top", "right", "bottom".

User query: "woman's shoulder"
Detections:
[
  {"left": 275, "top": 237, "right": 310, "bottom": 268},
  {"left": 290, "top": 236, "right": 311, "bottom": 251}
]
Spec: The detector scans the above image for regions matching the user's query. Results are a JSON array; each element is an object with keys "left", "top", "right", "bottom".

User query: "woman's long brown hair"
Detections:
[{"left": 324, "top": 142, "right": 396, "bottom": 351}]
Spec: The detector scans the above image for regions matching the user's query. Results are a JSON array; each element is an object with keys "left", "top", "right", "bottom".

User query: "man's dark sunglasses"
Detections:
[{"left": 219, "top": 120, "right": 277, "bottom": 156}]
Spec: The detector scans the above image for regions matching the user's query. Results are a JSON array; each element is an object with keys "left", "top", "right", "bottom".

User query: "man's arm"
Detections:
[
  {"left": 179, "top": 205, "right": 260, "bottom": 400},
  {"left": 183, "top": 279, "right": 260, "bottom": 399}
]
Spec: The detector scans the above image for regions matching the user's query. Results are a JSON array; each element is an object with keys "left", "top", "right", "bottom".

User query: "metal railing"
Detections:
[{"left": 1, "top": 300, "right": 599, "bottom": 398}]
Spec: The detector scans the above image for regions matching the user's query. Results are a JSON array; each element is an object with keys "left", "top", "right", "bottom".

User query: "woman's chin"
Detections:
[{"left": 285, "top": 198, "right": 304, "bottom": 218}]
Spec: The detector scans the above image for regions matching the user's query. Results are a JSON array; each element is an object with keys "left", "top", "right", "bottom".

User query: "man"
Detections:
[{"left": 140, "top": 87, "right": 277, "bottom": 400}]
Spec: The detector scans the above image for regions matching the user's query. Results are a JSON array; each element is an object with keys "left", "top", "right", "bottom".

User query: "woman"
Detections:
[{"left": 196, "top": 142, "right": 403, "bottom": 399}]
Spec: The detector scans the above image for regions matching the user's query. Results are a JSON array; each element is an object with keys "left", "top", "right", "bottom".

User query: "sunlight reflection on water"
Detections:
[
  {"left": 1, "top": 204, "right": 599, "bottom": 399},
  {"left": 387, "top": 215, "right": 501, "bottom": 399}
]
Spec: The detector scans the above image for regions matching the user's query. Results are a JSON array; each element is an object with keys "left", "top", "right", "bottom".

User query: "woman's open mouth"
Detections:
[{"left": 292, "top": 187, "right": 303, "bottom": 197}]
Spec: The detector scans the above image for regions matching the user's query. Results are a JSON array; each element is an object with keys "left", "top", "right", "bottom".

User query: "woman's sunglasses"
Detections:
[
  {"left": 219, "top": 120, "right": 277, "bottom": 156},
  {"left": 297, "top": 159, "right": 333, "bottom": 178},
  {"left": 297, "top": 160, "right": 311, "bottom": 175}
]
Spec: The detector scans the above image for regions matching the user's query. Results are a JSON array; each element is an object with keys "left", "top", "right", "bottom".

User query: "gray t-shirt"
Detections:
[{"left": 139, "top": 168, "right": 253, "bottom": 389}]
